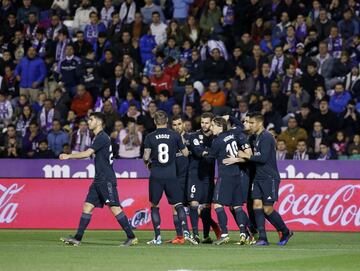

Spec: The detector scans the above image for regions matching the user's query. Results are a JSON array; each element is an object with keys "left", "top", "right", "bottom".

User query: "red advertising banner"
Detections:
[{"left": 0, "top": 179, "right": 360, "bottom": 231}]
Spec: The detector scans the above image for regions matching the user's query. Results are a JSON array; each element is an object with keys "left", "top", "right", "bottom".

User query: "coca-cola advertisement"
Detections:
[{"left": 1, "top": 179, "right": 360, "bottom": 231}]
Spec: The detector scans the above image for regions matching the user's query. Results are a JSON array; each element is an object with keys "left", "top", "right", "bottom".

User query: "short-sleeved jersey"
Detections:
[
  {"left": 175, "top": 132, "right": 189, "bottom": 177},
  {"left": 144, "top": 128, "right": 185, "bottom": 179},
  {"left": 90, "top": 130, "right": 116, "bottom": 183},
  {"left": 250, "top": 130, "right": 281, "bottom": 182},
  {"left": 209, "top": 128, "right": 246, "bottom": 177},
  {"left": 187, "top": 130, "right": 215, "bottom": 179}
]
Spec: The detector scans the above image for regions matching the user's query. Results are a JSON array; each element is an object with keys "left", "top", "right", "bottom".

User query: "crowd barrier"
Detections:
[{"left": 1, "top": 179, "right": 359, "bottom": 232}]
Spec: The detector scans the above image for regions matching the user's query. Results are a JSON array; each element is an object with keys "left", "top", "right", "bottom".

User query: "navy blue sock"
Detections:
[
  {"left": 254, "top": 209, "right": 267, "bottom": 241},
  {"left": 115, "top": 212, "right": 135, "bottom": 239},
  {"left": 151, "top": 207, "right": 161, "bottom": 238},
  {"left": 247, "top": 200, "right": 257, "bottom": 234},
  {"left": 234, "top": 207, "right": 247, "bottom": 234},
  {"left": 215, "top": 207, "right": 228, "bottom": 235},
  {"left": 74, "top": 213, "right": 92, "bottom": 241},
  {"left": 173, "top": 214, "right": 183, "bottom": 236},
  {"left": 200, "top": 207, "right": 211, "bottom": 238},
  {"left": 189, "top": 205, "right": 199, "bottom": 236},
  {"left": 265, "top": 210, "right": 289, "bottom": 235},
  {"left": 230, "top": 208, "right": 236, "bottom": 222},
  {"left": 175, "top": 205, "right": 189, "bottom": 233}
]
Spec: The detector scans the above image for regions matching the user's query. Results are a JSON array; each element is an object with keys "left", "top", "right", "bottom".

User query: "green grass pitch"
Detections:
[{"left": 0, "top": 230, "right": 359, "bottom": 271}]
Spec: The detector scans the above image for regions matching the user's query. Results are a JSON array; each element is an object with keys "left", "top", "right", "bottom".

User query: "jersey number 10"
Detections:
[{"left": 226, "top": 141, "right": 238, "bottom": 157}]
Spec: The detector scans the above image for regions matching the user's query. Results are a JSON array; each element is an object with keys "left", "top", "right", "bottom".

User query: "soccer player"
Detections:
[
  {"left": 143, "top": 110, "right": 198, "bottom": 245},
  {"left": 167, "top": 116, "right": 189, "bottom": 244},
  {"left": 186, "top": 112, "right": 220, "bottom": 243},
  {"left": 238, "top": 112, "right": 293, "bottom": 246},
  {"left": 206, "top": 116, "right": 251, "bottom": 245},
  {"left": 59, "top": 112, "right": 137, "bottom": 246}
]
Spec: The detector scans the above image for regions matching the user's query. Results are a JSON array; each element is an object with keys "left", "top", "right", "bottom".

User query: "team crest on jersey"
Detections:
[
  {"left": 199, "top": 135, "right": 203, "bottom": 140},
  {"left": 193, "top": 139, "right": 200, "bottom": 146}
]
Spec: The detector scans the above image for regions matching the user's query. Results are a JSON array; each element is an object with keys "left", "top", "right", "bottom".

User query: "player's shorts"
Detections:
[
  {"left": 251, "top": 179, "right": 280, "bottom": 205},
  {"left": 187, "top": 174, "right": 214, "bottom": 204},
  {"left": 178, "top": 175, "right": 188, "bottom": 205},
  {"left": 149, "top": 177, "right": 182, "bottom": 205},
  {"left": 213, "top": 175, "right": 244, "bottom": 206},
  {"left": 85, "top": 181, "right": 120, "bottom": 208}
]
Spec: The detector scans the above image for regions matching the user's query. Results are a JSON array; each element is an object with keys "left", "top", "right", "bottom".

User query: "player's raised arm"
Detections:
[{"left": 59, "top": 148, "right": 94, "bottom": 160}]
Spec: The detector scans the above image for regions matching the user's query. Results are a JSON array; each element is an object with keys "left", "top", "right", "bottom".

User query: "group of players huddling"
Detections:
[{"left": 59, "top": 110, "right": 293, "bottom": 247}]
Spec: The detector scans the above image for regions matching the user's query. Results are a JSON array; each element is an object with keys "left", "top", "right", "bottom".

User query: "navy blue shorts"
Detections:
[
  {"left": 187, "top": 175, "right": 214, "bottom": 204},
  {"left": 178, "top": 175, "right": 188, "bottom": 205},
  {"left": 85, "top": 182, "right": 120, "bottom": 208},
  {"left": 213, "top": 175, "right": 244, "bottom": 207},
  {"left": 251, "top": 179, "right": 280, "bottom": 205},
  {"left": 149, "top": 177, "right": 182, "bottom": 205}
]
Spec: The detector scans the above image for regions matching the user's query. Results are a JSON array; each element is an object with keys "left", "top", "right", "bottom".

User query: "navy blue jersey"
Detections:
[
  {"left": 144, "top": 128, "right": 185, "bottom": 179},
  {"left": 209, "top": 128, "right": 247, "bottom": 177},
  {"left": 187, "top": 130, "right": 215, "bottom": 179},
  {"left": 250, "top": 130, "right": 281, "bottom": 182},
  {"left": 175, "top": 133, "right": 189, "bottom": 177},
  {"left": 90, "top": 131, "right": 116, "bottom": 183}
]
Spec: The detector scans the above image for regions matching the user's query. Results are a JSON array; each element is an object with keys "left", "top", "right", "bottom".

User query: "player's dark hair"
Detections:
[
  {"left": 201, "top": 112, "right": 214, "bottom": 120},
  {"left": 90, "top": 112, "right": 106, "bottom": 124},
  {"left": 212, "top": 116, "right": 227, "bottom": 132},
  {"left": 248, "top": 112, "right": 264, "bottom": 123},
  {"left": 154, "top": 110, "right": 168, "bottom": 126},
  {"left": 172, "top": 115, "right": 183, "bottom": 122}
]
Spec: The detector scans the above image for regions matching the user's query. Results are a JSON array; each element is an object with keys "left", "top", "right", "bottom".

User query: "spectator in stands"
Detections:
[
  {"left": 314, "top": 8, "right": 336, "bottom": 41},
  {"left": 119, "top": 0, "right": 136, "bottom": 25},
  {"left": 143, "top": 101, "right": 157, "bottom": 132},
  {"left": 84, "top": 11, "right": 106, "bottom": 46},
  {"left": 281, "top": 63, "right": 297, "bottom": 96},
  {"left": 337, "top": 8, "right": 359, "bottom": 41},
  {"left": 203, "top": 48, "right": 230, "bottom": 82},
  {"left": 70, "top": 84, "right": 93, "bottom": 119},
  {"left": 16, "top": 104, "right": 34, "bottom": 136},
  {"left": 314, "top": 41, "right": 334, "bottom": 83},
  {"left": 53, "top": 87, "right": 70, "bottom": 121},
  {"left": 295, "top": 103, "right": 314, "bottom": 132},
  {"left": 47, "top": 119, "right": 68, "bottom": 156},
  {"left": 150, "top": 11, "right": 167, "bottom": 46},
  {"left": 0, "top": 91, "right": 13, "bottom": 129},
  {"left": 255, "top": 62, "right": 275, "bottom": 97},
  {"left": 141, "top": 0, "right": 165, "bottom": 25},
  {"left": 301, "top": 60, "right": 325, "bottom": 99},
  {"left": 229, "top": 65, "right": 255, "bottom": 106},
  {"left": 101, "top": 0, "right": 115, "bottom": 27},
  {"left": 73, "top": 31, "right": 93, "bottom": 58},
  {"left": 317, "top": 141, "right": 336, "bottom": 160},
  {"left": 201, "top": 81, "right": 226, "bottom": 107},
  {"left": 348, "top": 134, "right": 360, "bottom": 156},
  {"left": 157, "top": 90, "right": 175, "bottom": 115},
  {"left": 21, "top": 121, "right": 46, "bottom": 158},
  {"left": 276, "top": 139, "right": 291, "bottom": 160},
  {"left": 307, "top": 121, "right": 328, "bottom": 156},
  {"left": 329, "top": 83, "right": 352, "bottom": 115},
  {"left": 278, "top": 117, "right": 308, "bottom": 155},
  {"left": 184, "top": 49, "right": 204, "bottom": 81},
  {"left": 269, "top": 45, "right": 293, "bottom": 78},
  {"left": 38, "top": 98, "right": 61, "bottom": 133},
  {"left": 94, "top": 87, "right": 117, "bottom": 113},
  {"left": 14, "top": 47, "right": 46, "bottom": 103},
  {"left": 33, "top": 139, "right": 55, "bottom": 158},
  {"left": 182, "top": 15, "right": 201, "bottom": 46},
  {"left": 125, "top": 12, "right": 149, "bottom": 42},
  {"left": 71, "top": 119, "right": 92, "bottom": 153},
  {"left": 332, "top": 130, "right": 347, "bottom": 157},
  {"left": 118, "top": 117, "right": 142, "bottom": 158},
  {"left": 287, "top": 80, "right": 310, "bottom": 114},
  {"left": 109, "top": 65, "right": 130, "bottom": 102},
  {"left": 102, "top": 99, "right": 120, "bottom": 134},
  {"left": 17, "top": 0, "right": 39, "bottom": 24},
  {"left": 150, "top": 65, "right": 173, "bottom": 95},
  {"left": 341, "top": 100, "right": 360, "bottom": 137},
  {"left": 267, "top": 81, "right": 288, "bottom": 117},
  {"left": 293, "top": 139, "right": 310, "bottom": 160},
  {"left": 58, "top": 45, "right": 81, "bottom": 96},
  {"left": 118, "top": 91, "right": 140, "bottom": 116},
  {"left": 0, "top": 124, "right": 22, "bottom": 157},
  {"left": 261, "top": 98, "right": 282, "bottom": 134},
  {"left": 72, "top": 0, "right": 97, "bottom": 32},
  {"left": 182, "top": 81, "right": 201, "bottom": 114},
  {"left": 139, "top": 28, "right": 157, "bottom": 65},
  {"left": 199, "top": 0, "right": 221, "bottom": 35},
  {"left": 54, "top": 29, "right": 71, "bottom": 67}
]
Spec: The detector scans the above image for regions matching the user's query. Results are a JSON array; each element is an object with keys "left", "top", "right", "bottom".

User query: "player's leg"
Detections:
[
  {"left": 147, "top": 178, "right": 164, "bottom": 245},
  {"left": 200, "top": 179, "right": 220, "bottom": 241},
  {"left": 165, "top": 206, "right": 185, "bottom": 244},
  {"left": 262, "top": 180, "right": 293, "bottom": 246},
  {"left": 212, "top": 177, "right": 231, "bottom": 245},
  {"left": 247, "top": 180, "right": 257, "bottom": 236},
  {"left": 110, "top": 206, "right": 137, "bottom": 246},
  {"left": 232, "top": 177, "right": 248, "bottom": 245},
  {"left": 187, "top": 175, "right": 202, "bottom": 240},
  {"left": 252, "top": 181, "right": 269, "bottom": 245}
]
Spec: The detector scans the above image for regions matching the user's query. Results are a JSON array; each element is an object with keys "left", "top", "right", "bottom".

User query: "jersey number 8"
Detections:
[{"left": 158, "top": 143, "right": 169, "bottom": 163}]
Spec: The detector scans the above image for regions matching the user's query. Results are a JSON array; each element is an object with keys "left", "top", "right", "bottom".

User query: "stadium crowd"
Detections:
[{"left": 0, "top": 0, "right": 360, "bottom": 160}]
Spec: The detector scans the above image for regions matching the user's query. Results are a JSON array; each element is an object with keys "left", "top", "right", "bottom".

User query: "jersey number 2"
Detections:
[{"left": 158, "top": 143, "right": 169, "bottom": 163}]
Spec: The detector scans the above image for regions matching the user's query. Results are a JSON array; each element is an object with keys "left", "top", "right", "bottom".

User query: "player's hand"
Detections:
[
  {"left": 238, "top": 150, "right": 250, "bottom": 159},
  {"left": 59, "top": 154, "right": 70, "bottom": 160}
]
